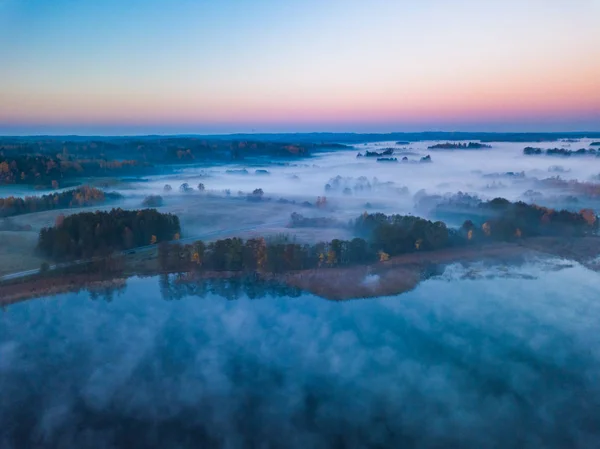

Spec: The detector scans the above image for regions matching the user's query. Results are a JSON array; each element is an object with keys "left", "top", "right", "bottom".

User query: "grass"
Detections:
[{"left": 0, "top": 231, "right": 45, "bottom": 276}]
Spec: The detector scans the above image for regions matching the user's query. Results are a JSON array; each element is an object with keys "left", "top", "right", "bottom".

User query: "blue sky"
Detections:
[{"left": 1, "top": 0, "right": 599, "bottom": 134}]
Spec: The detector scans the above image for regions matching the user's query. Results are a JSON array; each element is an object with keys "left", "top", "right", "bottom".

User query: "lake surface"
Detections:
[{"left": 2, "top": 262, "right": 600, "bottom": 448}]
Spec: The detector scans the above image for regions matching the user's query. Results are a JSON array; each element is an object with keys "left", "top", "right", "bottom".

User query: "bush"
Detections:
[{"left": 142, "top": 195, "right": 164, "bottom": 207}]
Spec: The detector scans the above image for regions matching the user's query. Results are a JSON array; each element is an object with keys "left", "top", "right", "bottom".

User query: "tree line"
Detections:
[
  {"left": 427, "top": 194, "right": 598, "bottom": 239},
  {"left": 0, "top": 154, "right": 151, "bottom": 187},
  {"left": 158, "top": 214, "right": 455, "bottom": 274},
  {"left": 463, "top": 197, "right": 598, "bottom": 240},
  {"left": 37, "top": 208, "right": 181, "bottom": 261},
  {"left": 36, "top": 199, "right": 599, "bottom": 270},
  {"left": 157, "top": 235, "right": 378, "bottom": 273},
  {"left": 0, "top": 186, "right": 122, "bottom": 218},
  {"left": 428, "top": 142, "right": 491, "bottom": 149},
  {"left": 158, "top": 204, "right": 598, "bottom": 275},
  {"left": 524, "top": 147, "right": 598, "bottom": 157},
  {"left": 0, "top": 138, "right": 327, "bottom": 171}
]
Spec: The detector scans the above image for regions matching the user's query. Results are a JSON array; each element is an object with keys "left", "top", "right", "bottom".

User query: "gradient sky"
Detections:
[{"left": 1, "top": 0, "right": 599, "bottom": 135}]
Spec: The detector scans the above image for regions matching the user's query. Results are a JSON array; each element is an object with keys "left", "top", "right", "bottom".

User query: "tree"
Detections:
[
  {"left": 378, "top": 251, "right": 390, "bottom": 262},
  {"left": 142, "top": 195, "right": 164, "bottom": 207},
  {"left": 180, "top": 183, "right": 192, "bottom": 192},
  {"left": 123, "top": 227, "right": 134, "bottom": 249},
  {"left": 348, "top": 238, "right": 370, "bottom": 264},
  {"left": 198, "top": 183, "right": 205, "bottom": 191},
  {"left": 581, "top": 209, "right": 597, "bottom": 226},
  {"left": 248, "top": 188, "right": 264, "bottom": 202},
  {"left": 164, "top": 184, "right": 172, "bottom": 192},
  {"left": 55, "top": 214, "right": 65, "bottom": 227}
]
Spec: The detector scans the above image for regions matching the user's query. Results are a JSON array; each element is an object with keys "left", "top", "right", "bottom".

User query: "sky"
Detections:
[{"left": 1, "top": 0, "right": 599, "bottom": 135}]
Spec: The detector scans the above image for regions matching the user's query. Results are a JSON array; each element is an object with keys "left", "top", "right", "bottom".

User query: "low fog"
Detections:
[
  {"left": 2, "top": 262, "right": 600, "bottom": 448},
  {"left": 107, "top": 138, "right": 600, "bottom": 239},
  {"left": 4, "top": 138, "right": 600, "bottom": 244}
]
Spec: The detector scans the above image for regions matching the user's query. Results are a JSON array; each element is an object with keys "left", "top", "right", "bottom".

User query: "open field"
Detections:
[{"left": 0, "top": 231, "right": 44, "bottom": 276}]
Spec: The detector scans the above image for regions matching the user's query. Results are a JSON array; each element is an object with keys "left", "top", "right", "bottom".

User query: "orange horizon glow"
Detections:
[{"left": 1, "top": 0, "right": 599, "bottom": 133}]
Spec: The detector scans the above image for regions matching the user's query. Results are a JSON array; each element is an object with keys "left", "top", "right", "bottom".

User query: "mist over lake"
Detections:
[{"left": 2, "top": 262, "right": 600, "bottom": 448}]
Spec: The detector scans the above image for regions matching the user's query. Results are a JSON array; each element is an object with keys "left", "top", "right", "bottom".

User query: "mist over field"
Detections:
[
  {"left": 113, "top": 140, "right": 591, "bottom": 193},
  {"left": 4, "top": 138, "right": 597, "bottom": 237},
  {"left": 110, "top": 138, "right": 600, "bottom": 224}
]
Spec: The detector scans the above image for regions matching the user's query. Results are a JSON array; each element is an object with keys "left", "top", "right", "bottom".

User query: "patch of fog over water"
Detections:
[{"left": 2, "top": 263, "right": 600, "bottom": 448}]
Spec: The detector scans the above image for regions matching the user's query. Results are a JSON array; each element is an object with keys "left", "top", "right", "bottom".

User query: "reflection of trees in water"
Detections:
[
  {"left": 158, "top": 273, "right": 302, "bottom": 301},
  {"left": 88, "top": 279, "right": 127, "bottom": 302}
]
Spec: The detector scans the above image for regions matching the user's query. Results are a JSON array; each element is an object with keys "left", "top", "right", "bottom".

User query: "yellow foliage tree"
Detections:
[
  {"left": 150, "top": 235, "right": 157, "bottom": 244},
  {"left": 482, "top": 222, "right": 491, "bottom": 236},
  {"left": 192, "top": 251, "right": 200, "bottom": 264},
  {"left": 327, "top": 250, "right": 337, "bottom": 265},
  {"left": 378, "top": 251, "right": 390, "bottom": 262},
  {"left": 318, "top": 252, "right": 325, "bottom": 266}
]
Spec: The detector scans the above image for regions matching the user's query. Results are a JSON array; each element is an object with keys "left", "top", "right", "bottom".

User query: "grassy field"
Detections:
[{"left": 0, "top": 231, "right": 45, "bottom": 276}]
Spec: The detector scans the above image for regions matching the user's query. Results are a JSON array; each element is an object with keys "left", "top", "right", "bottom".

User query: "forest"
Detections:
[
  {"left": 0, "top": 186, "right": 122, "bottom": 218},
  {"left": 0, "top": 153, "right": 151, "bottom": 186},
  {"left": 428, "top": 142, "right": 491, "bottom": 149},
  {"left": 37, "top": 208, "right": 181, "bottom": 260},
  {"left": 426, "top": 193, "right": 599, "bottom": 237},
  {"left": 523, "top": 147, "right": 598, "bottom": 157},
  {"left": 468, "top": 198, "right": 598, "bottom": 239},
  {"left": 0, "top": 138, "right": 346, "bottom": 186}
]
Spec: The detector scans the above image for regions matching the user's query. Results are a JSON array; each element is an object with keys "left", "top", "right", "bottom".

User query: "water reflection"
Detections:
[
  {"left": 158, "top": 274, "right": 302, "bottom": 301},
  {"left": 2, "top": 264, "right": 600, "bottom": 448}
]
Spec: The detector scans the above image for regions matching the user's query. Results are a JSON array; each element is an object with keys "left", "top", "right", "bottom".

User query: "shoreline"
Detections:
[{"left": 3, "top": 237, "right": 599, "bottom": 305}]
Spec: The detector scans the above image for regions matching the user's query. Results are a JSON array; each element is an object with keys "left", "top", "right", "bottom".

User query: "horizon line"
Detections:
[{"left": 2, "top": 130, "right": 600, "bottom": 139}]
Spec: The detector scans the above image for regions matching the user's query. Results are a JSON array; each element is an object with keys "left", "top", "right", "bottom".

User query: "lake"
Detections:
[{"left": 2, "top": 261, "right": 600, "bottom": 448}]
